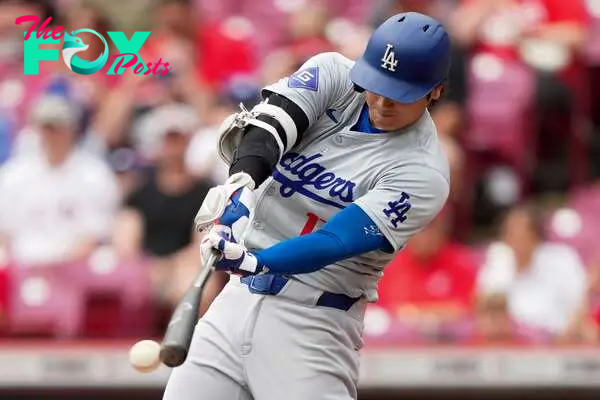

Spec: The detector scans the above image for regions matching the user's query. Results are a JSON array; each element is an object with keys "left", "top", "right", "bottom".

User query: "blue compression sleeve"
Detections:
[{"left": 254, "top": 204, "right": 393, "bottom": 275}]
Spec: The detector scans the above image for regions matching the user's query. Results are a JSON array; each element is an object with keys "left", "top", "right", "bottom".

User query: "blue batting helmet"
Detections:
[{"left": 350, "top": 12, "right": 451, "bottom": 104}]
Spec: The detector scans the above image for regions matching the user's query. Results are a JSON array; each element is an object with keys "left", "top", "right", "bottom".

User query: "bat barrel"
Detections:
[
  {"left": 158, "top": 254, "right": 217, "bottom": 368},
  {"left": 159, "top": 344, "right": 188, "bottom": 368},
  {"left": 158, "top": 287, "right": 204, "bottom": 367}
]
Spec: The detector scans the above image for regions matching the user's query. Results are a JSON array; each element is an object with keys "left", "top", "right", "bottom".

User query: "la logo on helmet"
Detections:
[{"left": 381, "top": 44, "right": 398, "bottom": 72}]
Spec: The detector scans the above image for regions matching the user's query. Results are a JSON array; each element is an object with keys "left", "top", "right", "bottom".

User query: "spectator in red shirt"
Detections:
[
  {"left": 452, "top": 0, "right": 589, "bottom": 81},
  {"left": 147, "top": 0, "right": 256, "bottom": 91},
  {"left": 376, "top": 207, "right": 477, "bottom": 339}
]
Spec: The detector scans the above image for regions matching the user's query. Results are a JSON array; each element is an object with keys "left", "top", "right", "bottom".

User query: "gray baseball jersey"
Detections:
[{"left": 244, "top": 52, "right": 450, "bottom": 302}]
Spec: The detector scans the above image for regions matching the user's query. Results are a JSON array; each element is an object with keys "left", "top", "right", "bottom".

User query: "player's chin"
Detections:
[{"left": 371, "top": 116, "right": 400, "bottom": 131}]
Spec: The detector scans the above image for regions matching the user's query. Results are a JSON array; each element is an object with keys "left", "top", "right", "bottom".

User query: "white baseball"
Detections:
[{"left": 129, "top": 339, "right": 161, "bottom": 373}]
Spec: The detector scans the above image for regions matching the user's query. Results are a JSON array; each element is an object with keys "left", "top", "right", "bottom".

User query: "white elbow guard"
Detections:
[{"left": 217, "top": 102, "right": 298, "bottom": 165}]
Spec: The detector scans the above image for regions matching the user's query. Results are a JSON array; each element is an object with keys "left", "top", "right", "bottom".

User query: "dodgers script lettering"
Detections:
[{"left": 272, "top": 152, "right": 356, "bottom": 209}]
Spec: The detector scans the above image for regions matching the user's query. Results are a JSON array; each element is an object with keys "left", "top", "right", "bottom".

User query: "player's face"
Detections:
[{"left": 365, "top": 85, "right": 443, "bottom": 131}]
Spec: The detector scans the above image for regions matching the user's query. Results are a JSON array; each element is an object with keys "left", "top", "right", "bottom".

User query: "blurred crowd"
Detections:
[{"left": 0, "top": 0, "right": 600, "bottom": 345}]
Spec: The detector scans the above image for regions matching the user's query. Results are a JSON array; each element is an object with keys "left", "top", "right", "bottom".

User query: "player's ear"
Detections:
[{"left": 429, "top": 84, "right": 444, "bottom": 101}]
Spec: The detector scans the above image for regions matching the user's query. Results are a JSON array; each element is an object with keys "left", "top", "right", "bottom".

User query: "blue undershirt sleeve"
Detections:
[{"left": 254, "top": 204, "right": 394, "bottom": 275}]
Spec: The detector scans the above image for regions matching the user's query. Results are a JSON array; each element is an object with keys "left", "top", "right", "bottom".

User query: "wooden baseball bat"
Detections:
[{"left": 159, "top": 253, "right": 217, "bottom": 367}]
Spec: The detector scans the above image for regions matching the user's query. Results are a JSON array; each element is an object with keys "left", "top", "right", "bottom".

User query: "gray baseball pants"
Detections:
[{"left": 162, "top": 276, "right": 366, "bottom": 400}]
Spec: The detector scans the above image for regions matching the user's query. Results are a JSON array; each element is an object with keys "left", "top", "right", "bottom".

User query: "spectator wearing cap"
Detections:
[
  {"left": 131, "top": 104, "right": 202, "bottom": 164},
  {"left": 0, "top": 95, "right": 120, "bottom": 267},
  {"left": 113, "top": 104, "right": 212, "bottom": 315},
  {"left": 376, "top": 207, "right": 478, "bottom": 341},
  {"left": 476, "top": 202, "right": 587, "bottom": 339}
]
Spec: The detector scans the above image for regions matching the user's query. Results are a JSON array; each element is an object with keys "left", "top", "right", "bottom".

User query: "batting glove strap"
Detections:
[
  {"left": 201, "top": 231, "right": 265, "bottom": 275},
  {"left": 218, "top": 187, "right": 255, "bottom": 244}
]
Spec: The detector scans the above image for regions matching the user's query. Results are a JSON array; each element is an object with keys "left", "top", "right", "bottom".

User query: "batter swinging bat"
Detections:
[{"left": 159, "top": 253, "right": 217, "bottom": 368}]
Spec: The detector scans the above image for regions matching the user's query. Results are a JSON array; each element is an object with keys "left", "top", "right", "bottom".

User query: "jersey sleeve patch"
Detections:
[
  {"left": 382, "top": 192, "right": 412, "bottom": 228},
  {"left": 288, "top": 67, "right": 319, "bottom": 91}
]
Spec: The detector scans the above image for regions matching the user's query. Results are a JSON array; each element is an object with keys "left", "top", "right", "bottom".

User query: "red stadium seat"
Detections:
[
  {"left": 570, "top": 183, "right": 600, "bottom": 210},
  {"left": 459, "top": 55, "right": 537, "bottom": 228},
  {"left": 7, "top": 262, "right": 86, "bottom": 339},
  {"left": 584, "top": 6, "right": 600, "bottom": 65},
  {"left": 585, "top": 8, "right": 600, "bottom": 136},
  {"left": 546, "top": 185, "right": 600, "bottom": 265},
  {"left": 70, "top": 247, "right": 155, "bottom": 338},
  {"left": 464, "top": 55, "right": 537, "bottom": 177},
  {"left": 72, "top": 247, "right": 152, "bottom": 308},
  {"left": 363, "top": 305, "right": 478, "bottom": 345},
  {"left": 7, "top": 247, "right": 155, "bottom": 339}
]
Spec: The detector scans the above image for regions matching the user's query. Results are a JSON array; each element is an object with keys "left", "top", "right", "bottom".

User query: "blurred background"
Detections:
[{"left": 1, "top": 0, "right": 600, "bottom": 398}]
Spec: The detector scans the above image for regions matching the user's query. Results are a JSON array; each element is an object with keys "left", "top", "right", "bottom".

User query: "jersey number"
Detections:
[{"left": 300, "top": 212, "right": 326, "bottom": 235}]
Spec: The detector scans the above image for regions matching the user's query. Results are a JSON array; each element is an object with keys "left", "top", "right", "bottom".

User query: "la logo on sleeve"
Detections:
[{"left": 383, "top": 192, "right": 411, "bottom": 228}]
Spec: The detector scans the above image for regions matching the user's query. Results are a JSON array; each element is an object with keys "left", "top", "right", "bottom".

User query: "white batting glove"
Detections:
[
  {"left": 194, "top": 172, "right": 256, "bottom": 243},
  {"left": 200, "top": 230, "right": 265, "bottom": 275}
]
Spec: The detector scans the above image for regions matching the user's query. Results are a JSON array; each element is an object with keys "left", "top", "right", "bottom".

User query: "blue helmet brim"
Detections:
[{"left": 349, "top": 57, "right": 439, "bottom": 104}]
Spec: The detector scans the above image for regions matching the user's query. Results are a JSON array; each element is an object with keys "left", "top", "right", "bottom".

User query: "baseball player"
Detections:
[{"left": 163, "top": 11, "right": 451, "bottom": 400}]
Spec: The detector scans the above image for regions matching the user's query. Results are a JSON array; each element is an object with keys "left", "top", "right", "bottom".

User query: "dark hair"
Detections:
[{"left": 15, "top": 0, "right": 56, "bottom": 23}]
